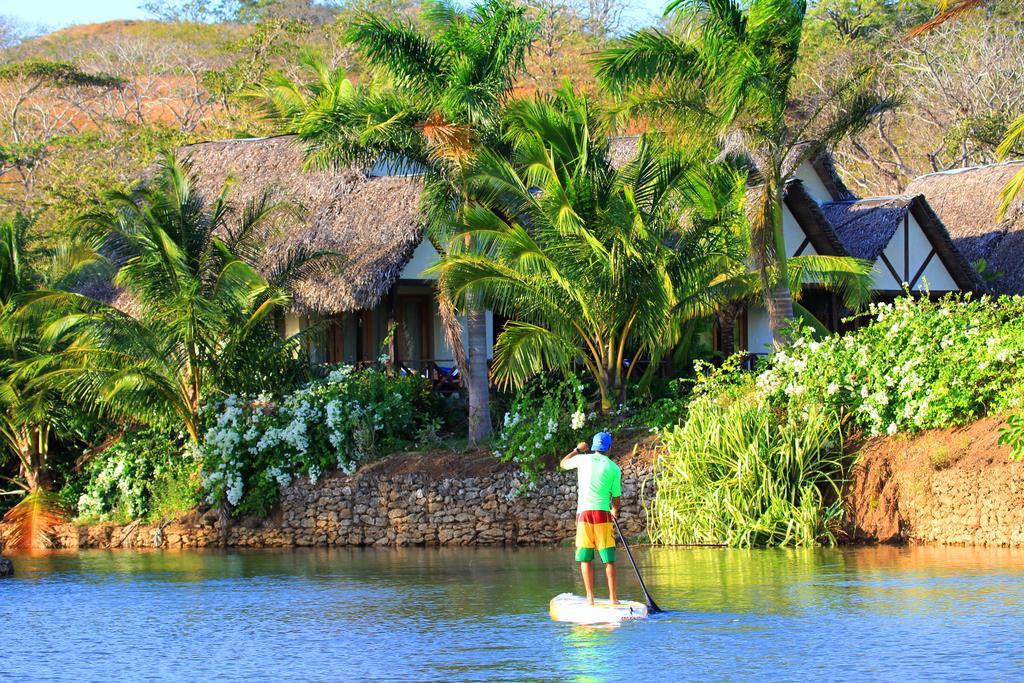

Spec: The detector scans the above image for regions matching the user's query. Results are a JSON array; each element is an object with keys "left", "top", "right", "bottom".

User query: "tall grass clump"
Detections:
[
  {"left": 651, "top": 294, "right": 1024, "bottom": 548},
  {"left": 651, "top": 380, "right": 847, "bottom": 548}
]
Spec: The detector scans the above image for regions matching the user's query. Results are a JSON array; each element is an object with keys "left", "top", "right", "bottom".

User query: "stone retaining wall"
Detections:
[
  {"left": 0, "top": 454, "right": 654, "bottom": 551},
  {"left": 844, "top": 416, "right": 1024, "bottom": 547}
]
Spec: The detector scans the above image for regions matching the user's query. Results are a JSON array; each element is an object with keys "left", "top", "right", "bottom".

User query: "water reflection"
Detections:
[{"left": 3, "top": 545, "right": 1024, "bottom": 681}]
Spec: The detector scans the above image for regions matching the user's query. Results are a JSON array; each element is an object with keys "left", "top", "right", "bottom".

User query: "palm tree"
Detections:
[
  {"left": 595, "top": 0, "right": 895, "bottom": 348},
  {"left": 676, "top": 158, "right": 874, "bottom": 355},
  {"left": 0, "top": 212, "right": 100, "bottom": 548},
  {"left": 906, "top": 0, "right": 992, "bottom": 38},
  {"left": 996, "top": 113, "right": 1024, "bottom": 220},
  {"left": 434, "top": 87, "right": 732, "bottom": 412},
  {"left": 25, "top": 153, "right": 319, "bottom": 443},
  {"left": 248, "top": 0, "right": 540, "bottom": 445}
]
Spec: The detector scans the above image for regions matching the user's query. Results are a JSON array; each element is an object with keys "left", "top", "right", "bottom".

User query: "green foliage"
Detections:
[
  {"left": 996, "top": 112, "right": 1024, "bottom": 220},
  {"left": 652, "top": 386, "right": 848, "bottom": 548},
  {"left": 998, "top": 413, "right": 1024, "bottom": 461},
  {"left": 757, "top": 295, "right": 1024, "bottom": 437},
  {"left": 437, "top": 86, "right": 732, "bottom": 411},
  {"left": 652, "top": 294, "right": 1024, "bottom": 548},
  {"left": 28, "top": 152, "right": 333, "bottom": 441},
  {"left": 208, "top": 320, "right": 312, "bottom": 397},
  {"left": 0, "top": 212, "right": 102, "bottom": 495},
  {"left": 199, "top": 365, "right": 442, "bottom": 516},
  {"left": 0, "top": 59, "right": 124, "bottom": 88},
  {"left": 493, "top": 375, "right": 596, "bottom": 484},
  {"left": 71, "top": 428, "right": 200, "bottom": 523}
]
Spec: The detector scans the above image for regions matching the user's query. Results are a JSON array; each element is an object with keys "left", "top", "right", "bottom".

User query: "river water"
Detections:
[{"left": 2, "top": 545, "right": 1023, "bottom": 681}]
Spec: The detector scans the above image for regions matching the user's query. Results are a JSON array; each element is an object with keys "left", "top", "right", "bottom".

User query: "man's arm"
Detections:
[
  {"left": 560, "top": 441, "right": 589, "bottom": 470},
  {"left": 610, "top": 467, "right": 622, "bottom": 517}
]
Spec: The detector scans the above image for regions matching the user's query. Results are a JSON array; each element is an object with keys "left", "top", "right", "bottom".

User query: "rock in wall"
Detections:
[{"left": 844, "top": 416, "right": 1024, "bottom": 547}]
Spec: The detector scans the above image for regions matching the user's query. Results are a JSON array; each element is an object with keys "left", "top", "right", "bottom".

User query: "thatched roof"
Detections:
[
  {"left": 819, "top": 195, "right": 980, "bottom": 291},
  {"left": 809, "top": 153, "right": 856, "bottom": 202},
  {"left": 783, "top": 180, "right": 848, "bottom": 256},
  {"left": 608, "top": 135, "right": 641, "bottom": 169},
  {"left": 906, "top": 161, "right": 1024, "bottom": 295},
  {"left": 820, "top": 196, "right": 909, "bottom": 261},
  {"left": 179, "top": 135, "right": 425, "bottom": 314}
]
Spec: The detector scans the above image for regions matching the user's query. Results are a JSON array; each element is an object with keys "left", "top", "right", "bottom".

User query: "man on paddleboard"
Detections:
[{"left": 560, "top": 431, "right": 621, "bottom": 605}]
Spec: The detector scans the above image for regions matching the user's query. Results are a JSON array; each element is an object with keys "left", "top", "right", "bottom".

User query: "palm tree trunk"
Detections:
[
  {"left": 766, "top": 283, "right": 795, "bottom": 349},
  {"left": 717, "top": 303, "right": 740, "bottom": 357},
  {"left": 767, "top": 183, "right": 795, "bottom": 349},
  {"left": 466, "top": 301, "right": 492, "bottom": 446}
]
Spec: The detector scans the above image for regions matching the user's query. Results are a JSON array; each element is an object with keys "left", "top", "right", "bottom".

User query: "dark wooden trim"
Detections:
[
  {"left": 903, "top": 213, "right": 910, "bottom": 282},
  {"left": 793, "top": 237, "right": 812, "bottom": 257},
  {"left": 387, "top": 290, "right": 399, "bottom": 367},
  {"left": 740, "top": 306, "right": 749, "bottom": 351},
  {"left": 396, "top": 278, "right": 436, "bottom": 288},
  {"left": 878, "top": 251, "right": 902, "bottom": 285},
  {"left": 908, "top": 249, "right": 937, "bottom": 289},
  {"left": 359, "top": 309, "right": 372, "bottom": 362}
]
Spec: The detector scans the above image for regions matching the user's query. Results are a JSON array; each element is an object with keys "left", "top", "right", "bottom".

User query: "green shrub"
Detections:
[
  {"left": 199, "top": 365, "right": 442, "bottom": 516},
  {"left": 757, "top": 294, "right": 1024, "bottom": 436},
  {"left": 72, "top": 428, "right": 200, "bottom": 523},
  {"left": 650, "top": 294, "right": 1024, "bottom": 548},
  {"left": 494, "top": 375, "right": 599, "bottom": 485},
  {"left": 651, "top": 381, "right": 848, "bottom": 548},
  {"left": 998, "top": 413, "right": 1024, "bottom": 460}
]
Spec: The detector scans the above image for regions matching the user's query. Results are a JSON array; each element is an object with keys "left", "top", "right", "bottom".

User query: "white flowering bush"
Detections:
[
  {"left": 652, "top": 294, "right": 1024, "bottom": 548},
  {"left": 199, "top": 366, "right": 439, "bottom": 516},
  {"left": 754, "top": 295, "right": 1024, "bottom": 436},
  {"left": 494, "top": 375, "right": 597, "bottom": 484},
  {"left": 73, "top": 429, "right": 199, "bottom": 523}
]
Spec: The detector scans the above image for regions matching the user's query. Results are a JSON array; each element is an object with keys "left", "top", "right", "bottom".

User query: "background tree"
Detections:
[
  {"left": 250, "top": 0, "right": 540, "bottom": 444},
  {"left": 596, "top": 0, "right": 894, "bottom": 347},
  {"left": 0, "top": 60, "right": 123, "bottom": 210},
  {"left": 436, "top": 87, "right": 730, "bottom": 411},
  {"left": 0, "top": 212, "right": 101, "bottom": 547},
  {"left": 675, "top": 158, "right": 874, "bottom": 355},
  {"left": 801, "top": 4, "right": 1024, "bottom": 194},
  {"left": 26, "top": 153, "right": 321, "bottom": 442}
]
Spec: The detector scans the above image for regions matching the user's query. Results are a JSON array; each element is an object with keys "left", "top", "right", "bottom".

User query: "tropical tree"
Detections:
[
  {"left": 676, "top": 158, "right": 874, "bottom": 355},
  {"left": 24, "top": 153, "right": 322, "bottom": 443},
  {"left": 249, "top": 0, "right": 540, "bottom": 444},
  {"left": 996, "top": 113, "right": 1024, "bottom": 220},
  {"left": 596, "top": 0, "right": 895, "bottom": 348},
  {"left": 0, "top": 212, "right": 101, "bottom": 547},
  {"left": 434, "top": 87, "right": 733, "bottom": 412}
]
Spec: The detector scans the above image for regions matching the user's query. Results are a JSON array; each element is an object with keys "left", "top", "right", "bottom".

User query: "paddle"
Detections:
[{"left": 612, "top": 515, "right": 662, "bottom": 614}]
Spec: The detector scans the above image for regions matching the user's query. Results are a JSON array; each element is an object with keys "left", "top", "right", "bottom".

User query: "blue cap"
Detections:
[{"left": 591, "top": 431, "right": 612, "bottom": 453}]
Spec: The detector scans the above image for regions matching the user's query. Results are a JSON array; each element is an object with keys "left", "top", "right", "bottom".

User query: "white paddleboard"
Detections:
[{"left": 549, "top": 592, "right": 649, "bottom": 624}]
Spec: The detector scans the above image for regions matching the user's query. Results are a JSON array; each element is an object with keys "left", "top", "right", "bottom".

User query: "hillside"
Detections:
[{"left": 1, "top": 5, "right": 1021, "bottom": 230}]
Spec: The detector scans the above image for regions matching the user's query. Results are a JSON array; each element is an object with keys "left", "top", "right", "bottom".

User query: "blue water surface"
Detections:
[{"left": 2, "top": 545, "right": 1023, "bottom": 682}]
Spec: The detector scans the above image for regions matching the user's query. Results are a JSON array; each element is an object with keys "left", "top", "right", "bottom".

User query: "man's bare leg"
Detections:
[
  {"left": 605, "top": 562, "right": 617, "bottom": 604},
  {"left": 580, "top": 561, "right": 595, "bottom": 605}
]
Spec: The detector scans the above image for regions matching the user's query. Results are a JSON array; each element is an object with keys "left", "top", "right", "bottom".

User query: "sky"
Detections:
[{"left": 2, "top": 0, "right": 662, "bottom": 32}]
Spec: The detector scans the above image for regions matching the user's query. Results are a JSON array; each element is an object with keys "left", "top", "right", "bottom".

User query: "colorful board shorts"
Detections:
[{"left": 575, "top": 510, "right": 616, "bottom": 563}]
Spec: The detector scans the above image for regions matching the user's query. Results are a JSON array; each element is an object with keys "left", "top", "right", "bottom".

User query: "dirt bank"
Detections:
[{"left": 843, "top": 415, "right": 1024, "bottom": 547}]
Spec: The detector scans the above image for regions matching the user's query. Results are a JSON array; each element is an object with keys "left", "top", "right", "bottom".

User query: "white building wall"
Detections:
[
  {"left": 746, "top": 306, "right": 775, "bottom": 355},
  {"left": 783, "top": 204, "right": 816, "bottom": 257},
  {"left": 400, "top": 240, "right": 442, "bottom": 280},
  {"left": 794, "top": 161, "right": 833, "bottom": 205},
  {"left": 906, "top": 214, "right": 958, "bottom": 292}
]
